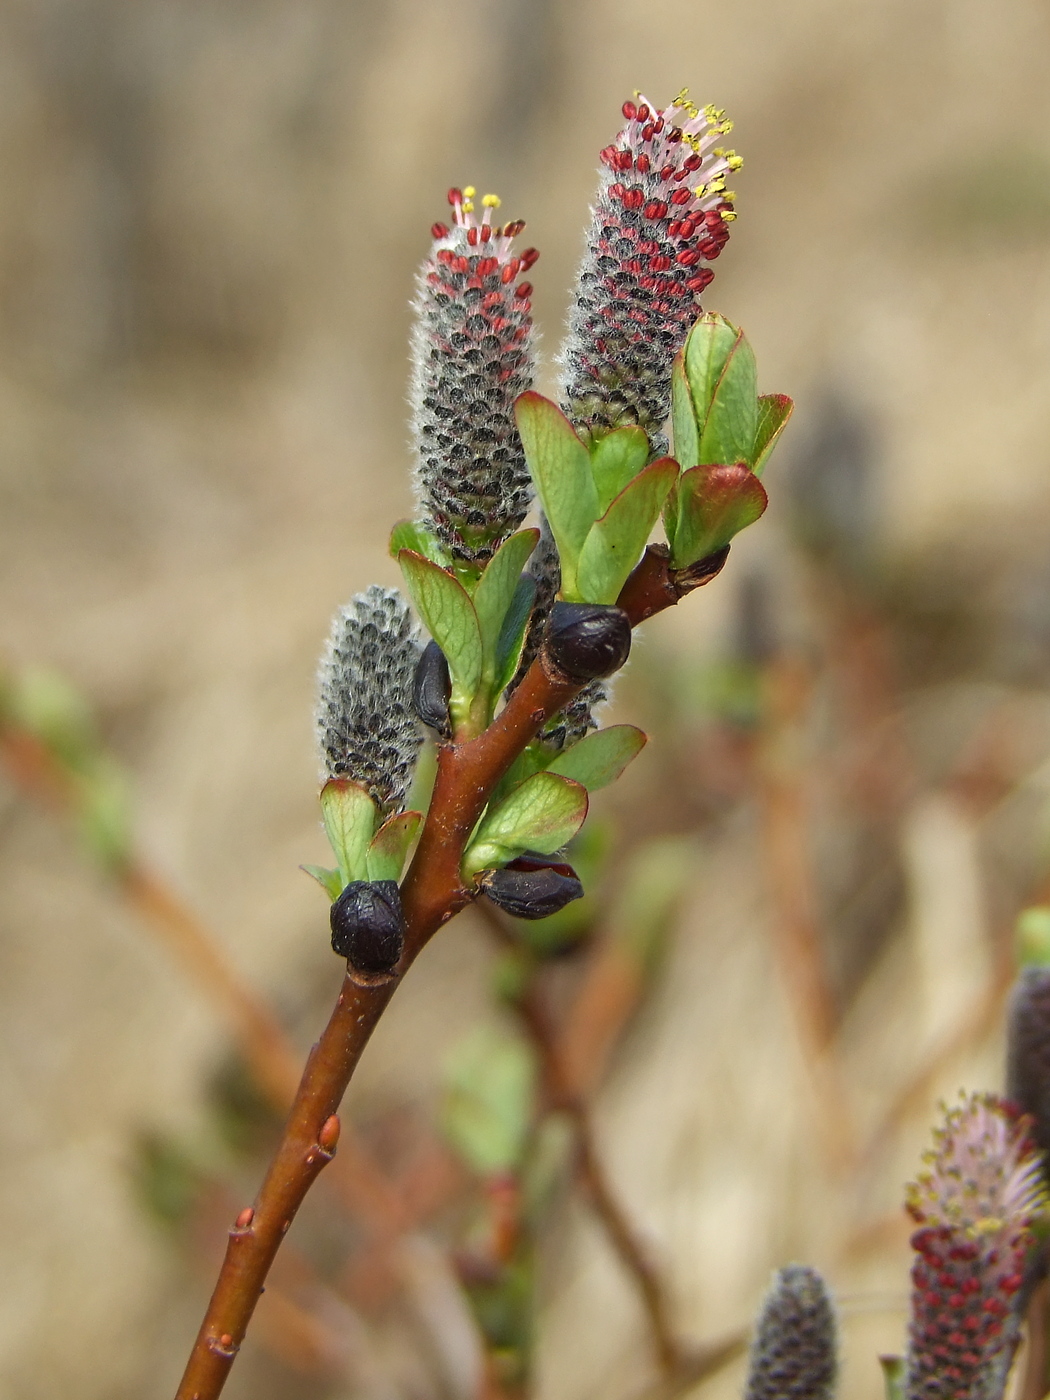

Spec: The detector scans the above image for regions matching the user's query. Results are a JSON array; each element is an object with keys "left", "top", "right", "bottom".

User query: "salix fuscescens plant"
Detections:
[{"left": 174, "top": 91, "right": 793, "bottom": 1400}]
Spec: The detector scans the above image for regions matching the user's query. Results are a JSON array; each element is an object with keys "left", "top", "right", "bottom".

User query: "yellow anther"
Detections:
[
  {"left": 727, "top": 154, "right": 744, "bottom": 171},
  {"left": 694, "top": 184, "right": 707, "bottom": 198},
  {"left": 482, "top": 193, "right": 501, "bottom": 208},
  {"left": 674, "top": 87, "right": 691, "bottom": 106},
  {"left": 462, "top": 201, "right": 474, "bottom": 214},
  {"left": 723, "top": 190, "right": 736, "bottom": 201},
  {"left": 463, "top": 185, "right": 476, "bottom": 198},
  {"left": 722, "top": 210, "right": 737, "bottom": 221}
]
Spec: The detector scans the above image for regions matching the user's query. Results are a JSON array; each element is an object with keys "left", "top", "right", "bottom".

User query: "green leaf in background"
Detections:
[
  {"left": 1017, "top": 905, "right": 1050, "bottom": 966},
  {"left": 546, "top": 725, "right": 647, "bottom": 792},
  {"left": 682, "top": 313, "right": 758, "bottom": 468},
  {"left": 366, "top": 809, "right": 423, "bottom": 882},
  {"left": 752, "top": 393, "right": 794, "bottom": 476},
  {"left": 670, "top": 352, "right": 701, "bottom": 470},
  {"left": 574, "top": 457, "right": 678, "bottom": 604},
  {"left": 588, "top": 426, "right": 650, "bottom": 512},
  {"left": 515, "top": 392, "right": 598, "bottom": 595},
  {"left": 441, "top": 1027, "right": 536, "bottom": 1177},
  {"left": 77, "top": 759, "right": 131, "bottom": 871},
  {"left": 665, "top": 462, "right": 768, "bottom": 569},
  {"left": 388, "top": 518, "right": 453, "bottom": 567},
  {"left": 493, "top": 576, "right": 537, "bottom": 695},
  {"left": 301, "top": 863, "right": 343, "bottom": 900},
  {"left": 472, "top": 528, "right": 538, "bottom": 673},
  {"left": 319, "top": 778, "right": 378, "bottom": 886},
  {"left": 398, "top": 549, "right": 483, "bottom": 700},
  {"left": 610, "top": 835, "right": 696, "bottom": 973},
  {"left": 462, "top": 771, "right": 588, "bottom": 876},
  {"left": 879, "top": 1356, "right": 905, "bottom": 1400}
]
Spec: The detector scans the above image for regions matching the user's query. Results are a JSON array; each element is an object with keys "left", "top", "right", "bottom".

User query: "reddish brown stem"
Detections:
[
  {"left": 516, "top": 973, "right": 682, "bottom": 1375},
  {"left": 174, "top": 546, "right": 706, "bottom": 1399}
]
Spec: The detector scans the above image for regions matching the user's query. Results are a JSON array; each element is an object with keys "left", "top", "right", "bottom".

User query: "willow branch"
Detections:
[{"left": 174, "top": 545, "right": 720, "bottom": 1400}]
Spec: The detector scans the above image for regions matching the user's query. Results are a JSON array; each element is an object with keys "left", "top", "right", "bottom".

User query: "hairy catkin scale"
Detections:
[
  {"left": 410, "top": 189, "right": 539, "bottom": 564},
  {"left": 560, "top": 92, "right": 740, "bottom": 453},
  {"left": 1006, "top": 969, "right": 1050, "bottom": 1155},
  {"left": 744, "top": 1265, "right": 837, "bottom": 1400},
  {"left": 315, "top": 586, "right": 424, "bottom": 814},
  {"left": 904, "top": 1094, "right": 1047, "bottom": 1400}
]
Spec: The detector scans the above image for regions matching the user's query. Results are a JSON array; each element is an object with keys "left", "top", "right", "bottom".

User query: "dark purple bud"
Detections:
[
  {"left": 481, "top": 853, "right": 584, "bottom": 920},
  {"left": 544, "top": 602, "right": 631, "bottom": 682},
  {"left": 413, "top": 639, "right": 452, "bottom": 736},
  {"left": 330, "top": 880, "right": 405, "bottom": 974}
]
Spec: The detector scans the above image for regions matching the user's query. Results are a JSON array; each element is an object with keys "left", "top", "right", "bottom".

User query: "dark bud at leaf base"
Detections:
[
  {"left": 481, "top": 853, "right": 584, "bottom": 920},
  {"left": 545, "top": 602, "right": 631, "bottom": 682},
  {"left": 1006, "top": 967, "right": 1050, "bottom": 1155},
  {"left": 413, "top": 639, "right": 452, "bottom": 736},
  {"left": 330, "top": 880, "right": 405, "bottom": 975}
]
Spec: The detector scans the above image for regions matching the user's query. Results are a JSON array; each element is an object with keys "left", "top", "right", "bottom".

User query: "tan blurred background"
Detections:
[{"left": 1, "top": 0, "right": 1050, "bottom": 1396}]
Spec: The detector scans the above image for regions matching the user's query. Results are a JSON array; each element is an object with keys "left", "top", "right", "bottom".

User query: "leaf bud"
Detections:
[
  {"left": 544, "top": 601, "right": 631, "bottom": 682},
  {"left": 480, "top": 853, "right": 584, "bottom": 920},
  {"left": 413, "top": 639, "right": 452, "bottom": 736},
  {"left": 543, "top": 602, "right": 632, "bottom": 683},
  {"left": 330, "top": 880, "right": 405, "bottom": 975}
]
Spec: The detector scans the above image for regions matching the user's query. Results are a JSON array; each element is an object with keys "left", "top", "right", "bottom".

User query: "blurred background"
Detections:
[{"left": 1, "top": 0, "right": 1050, "bottom": 1396}]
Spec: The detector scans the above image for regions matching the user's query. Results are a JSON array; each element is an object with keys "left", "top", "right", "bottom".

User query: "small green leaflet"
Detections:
[
  {"left": 665, "top": 462, "right": 768, "bottom": 569},
  {"left": 515, "top": 393, "right": 597, "bottom": 596},
  {"left": 320, "top": 779, "right": 378, "bottom": 886},
  {"left": 493, "top": 575, "right": 537, "bottom": 695},
  {"left": 574, "top": 458, "right": 678, "bottom": 604},
  {"left": 301, "top": 863, "right": 343, "bottom": 900},
  {"left": 752, "top": 394, "right": 794, "bottom": 476},
  {"left": 588, "top": 426, "right": 650, "bottom": 512},
  {"left": 670, "top": 352, "right": 700, "bottom": 470},
  {"left": 546, "top": 725, "right": 647, "bottom": 791},
  {"left": 388, "top": 518, "right": 452, "bottom": 567},
  {"left": 462, "top": 770, "right": 588, "bottom": 876},
  {"left": 398, "top": 549, "right": 483, "bottom": 699},
  {"left": 366, "top": 810, "right": 423, "bottom": 882},
  {"left": 472, "top": 528, "right": 538, "bottom": 679}
]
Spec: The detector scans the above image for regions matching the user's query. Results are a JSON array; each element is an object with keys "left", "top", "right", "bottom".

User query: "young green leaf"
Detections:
[
  {"left": 664, "top": 462, "right": 768, "bottom": 569},
  {"left": 683, "top": 313, "right": 758, "bottom": 468},
  {"left": 462, "top": 771, "right": 589, "bottom": 876},
  {"left": 574, "top": 458, "right": 678, "bottom": 605},
  {"left": 472, "top": 528, "right": 538, "bottom": 674},
  {"left": 752, "top": 393, "right": 794, "bottom": 476},
  {"left": 493, "top": 575, "right": 537, "bottom": 695},
  {"left": 301, "top": 863, "right": 343, "bottom": 900},
  {"left": 514, "top": 392, "right": 598, "bottom": 595},
  {"left": 366, "top": 810, "right": 423, "bottom": 882},
  {"left": 398, "top": 549, "right": 483, "bottom": 699},
  {"left": 671, "top": 352, "right": 700, "bottom": 471},
  {"left": 389, "top": 518, "right": 453, "bottom": 567},
  {"left": 320, "top": 778, "right": 378, "bottom": 886},
  {"left": 589, "top": 426, "right": 650, "bottom": 512},
  {"left": 546, "top": 724, "right": 647, "bottom": 792}
]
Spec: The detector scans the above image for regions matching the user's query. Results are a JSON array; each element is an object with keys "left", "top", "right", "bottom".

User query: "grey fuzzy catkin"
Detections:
[
  {"left": 744, "top": 1266, "right": 837, "bottom": 1400},
  {"left": 559, "top": 93, "right": 738, "bottom": 453},
  {"left": 315, "top": 586, "right": 424, "bottom": 815},
  {"left": 409, "top": 195, "right": 538, "bottom": 564}
]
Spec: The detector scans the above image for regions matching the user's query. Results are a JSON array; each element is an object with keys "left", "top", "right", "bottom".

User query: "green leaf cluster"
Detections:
[
  {"left": 665, "top": 313, "right": 793, "bottom": 569},
  {"left": 305, "top": 779, "right": 422, "bottom": 899},
  {"left": 515, "top": 394, "right": 676, "bottom": 605},
  {"left": 462, "top": 725, "right": 646, "bottom": 880},
  {"left": 396, "top": 528, "right": 538, "bottom": 736}
]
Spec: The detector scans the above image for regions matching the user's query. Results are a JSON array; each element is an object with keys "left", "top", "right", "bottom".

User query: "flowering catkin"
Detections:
[
  {"left": 410, "top": 188, "right": 539, "bottom": 564},
  {"left": 743, "top": 1265, "right": 837, "bottom": 1400},
  {"left": 561, "top": 92, "right": 740, "bottom": 451},
  {"left": 904, "top": 1093, "right": 1046, "bottom": 1400},
  {"left": 316, "top": 586, "right": 424, "bottom": 814}
]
